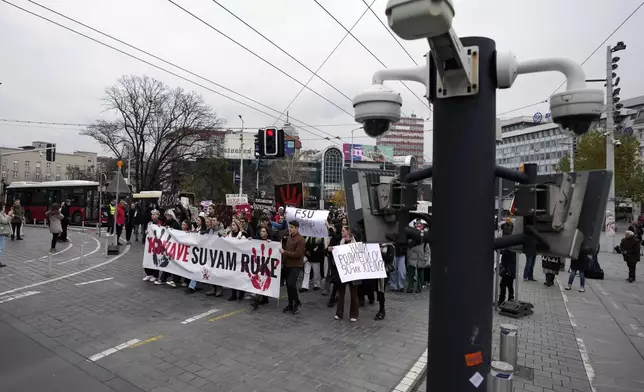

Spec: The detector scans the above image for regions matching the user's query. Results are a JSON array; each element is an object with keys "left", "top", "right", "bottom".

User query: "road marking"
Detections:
[
  {"left": 25, "top": 242, "right": 74, "bottom": 263},
  {"left": 75, "top": 277, "right": 114, "bottom": 286},
  {"left": 0, "top": 290, "right": 41, "bottom": 304},
  {"left": 88, "top": 339, "right": 141, "bottom": 361},
  {"left": 0, "top": 243, "right": 131, "bottom": 298},
  {"left": 58, "top": 235, "right": 102, "bottom": 264},
  {"left": 130, "top": 335, "right": 164, "bottom": 348},
  {"left": 557, "top": 280, "right": 597, "bottom": 392},
  {"left": 208, "top": 309, "right": 246, "bottom": 322},
  {"left": 611, "top": 301, "right": 620, "bottom": 309},
  {"left": 181, "top": 308, "right": 220, "bottom": 324}
]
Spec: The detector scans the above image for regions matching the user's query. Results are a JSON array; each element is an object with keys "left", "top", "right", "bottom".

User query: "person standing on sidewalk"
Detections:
[
  {"left": 0, "top": 202, "right": 11, "bottom": 267},
  {"left": 301, "top": 236, "right": 324, "bottom": 292},
  {"left": 250, "top": 226, "right": 272, "bottom": 310},
  {"left": 498, "top": 249, "right": 516, "bottom": 305},
  {"left": 566, "top": 250, "right": 589, "bottom": 292},
  {"left": 541, "top": 255, "right": 562, "bottom": 287},
  {"left": 620, "top": 230, "right": 640, "bottom": 283},
  {"left": 9, "top": 199, "right": 24, "bottom": 241},
  {"left": 280, "top": 221, "right": 305, "bottom": 314},
  {"left": 332, "top": 226, "right": 361, "bottom": 322},
  {"left": 46, "top": 203, "right": 64, "bottom": 252},
  {"left": 59, "top": 199, "right": 71, "bottom": 242},
  {"left": 523, "top": 253, "right": 537, "bottom": 282}
]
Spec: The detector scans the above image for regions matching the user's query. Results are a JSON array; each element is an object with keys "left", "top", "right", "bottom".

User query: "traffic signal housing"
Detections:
[
  {"left": 254, "top": 130, "right": 264, "bottom": 159},
  {"left": 263, "top": 128, "right": 285, "bottom": 158},
  {"left": 45, "top": 143, "right": 56, "bottom": 162}
]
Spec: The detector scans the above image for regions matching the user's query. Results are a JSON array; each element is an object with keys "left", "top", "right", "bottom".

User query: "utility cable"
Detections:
[
  {"left": 208, "top": 0, "right": 352, "bottom": 102},
  {"left": 3, "top": 1, "right": 340, "bottom": 145},
  {"left": 166, "top": 0, "right": 353, "bottom": 118},
  {"left": 272, "top": 0, "right": 377, "bottom": 125},
  {"left": 312, "top": 0, "right": 431, "bottom": 111}
]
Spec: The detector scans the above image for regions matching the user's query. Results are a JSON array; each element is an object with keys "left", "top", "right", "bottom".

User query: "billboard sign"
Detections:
[
  {"left": 285, "top": 140, "right": 296, "bottom": 157},
  {"left": 343, "top": 144, "right": 394, "bottom": 163},
  {"left": 222, "top": 133, "right": 255, "bottom": 160}
]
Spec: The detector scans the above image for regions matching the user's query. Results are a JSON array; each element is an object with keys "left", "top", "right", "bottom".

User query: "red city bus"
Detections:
[{"left": 5, "top": 180, "right": 100, "bottom": 225}]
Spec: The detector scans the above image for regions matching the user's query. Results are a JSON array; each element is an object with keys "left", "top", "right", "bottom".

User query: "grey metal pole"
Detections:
[
  {"left": 499, "top": 324, "right": 518, "bottom": 372},
  {"left": 351, "top": 130, "right": 355, "bottom": 168},
  {"left": 47, "top": 252, "right": 52, "bottom": 276},
  {"left": 569, "top": 139, "right": 575, "bottom": 172},
  {"left": 239, "top": 115, "right": 244, "bottom": 196},
  {"left": 428, "top": 37, "right": 496, "bottom": 392},
  {"left": 256, "top": 158, "right": 260, "bottom": 192},
  {"left": 79, "top": 243, "right": 85, "bottom": 266},
  {"left": 605, "top": 45, "right": 616, "bottom": 248},
  {"left": 488, "top": 361, "right": 514, "bottom": 392},
  {"left": 105, "top": 238, "right": 109, "bottom": 256},
  {"left": 514, "top": 257, "right": 520, "bottom": 302}
]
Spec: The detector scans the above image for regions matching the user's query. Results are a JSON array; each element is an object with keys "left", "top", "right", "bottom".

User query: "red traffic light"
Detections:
[{"left": 266, "top": 129, "right": 274, "bottom": 137}]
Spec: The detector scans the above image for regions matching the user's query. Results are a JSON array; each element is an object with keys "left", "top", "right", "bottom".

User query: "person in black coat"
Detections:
[
  {"left": 59, "top": 199, "right": 71, "bottom": 242},
  {"left": 498, "top": 249, "right": 516, "bottom": 305},
  {"left": 125, "top": 202, "right": 137, "bottom": 245},
  {"left": 566, "top": 249, "right": 590, "bottom": 292}
]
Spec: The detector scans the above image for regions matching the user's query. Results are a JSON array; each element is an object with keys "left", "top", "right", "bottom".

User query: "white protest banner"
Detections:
[
  {"left": 285, "top": 207, "right": 330, "bottom": 238},
  {"left": 226, "top": 194, "right": 248, "bottom": 206},
  {"left": 332, "top": 242, "right": 387, "bottom": 283},
  {"left": 143, "top": 224, "right": 282, "bottom": 298}
]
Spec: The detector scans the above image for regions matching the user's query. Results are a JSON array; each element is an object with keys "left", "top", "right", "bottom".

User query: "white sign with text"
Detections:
[
  {"left": 285, "top": 207, "right": 330, "bottom": 238},
  {"left": 226, "top": 194, "right": 249, "bottom": 206},
  {"left": 332, "top": 242, "right": 387, "bottom": 283}
]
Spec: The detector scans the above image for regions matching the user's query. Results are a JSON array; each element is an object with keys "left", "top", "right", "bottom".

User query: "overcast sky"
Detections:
[{"left": 1, "top": 0, "right": 642, "bottom": 159}]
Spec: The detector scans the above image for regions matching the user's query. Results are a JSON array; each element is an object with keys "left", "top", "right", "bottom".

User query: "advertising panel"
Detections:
[
  {"left": 342, "top": 144, "right": 394, "bottom": 163},
  {"left": 223, "top": 133, "right": 256, "bottom": 160}
]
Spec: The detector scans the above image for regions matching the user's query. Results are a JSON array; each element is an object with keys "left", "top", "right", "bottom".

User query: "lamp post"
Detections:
[{"left": 238, "top": 115, "right": 244, "bottom": 196}]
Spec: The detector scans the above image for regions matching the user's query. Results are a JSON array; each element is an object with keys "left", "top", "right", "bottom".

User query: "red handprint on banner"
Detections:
[
  {"left": 249, "top": 243, "right": 278, "bottom": 291},
  {"left": 277, "top": 183, "right": 302, "bottom": 209}
]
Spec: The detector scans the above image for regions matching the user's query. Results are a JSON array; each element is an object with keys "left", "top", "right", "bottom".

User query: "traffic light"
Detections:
[
  {"left": 45, "top": 143, "right": 56, "bottom": 162},
  {"left": 254, "top": 130, "right": 264, "bottom": 159},
  {"left": 263, "top": 128, "right": 285, "bottom": 158}
]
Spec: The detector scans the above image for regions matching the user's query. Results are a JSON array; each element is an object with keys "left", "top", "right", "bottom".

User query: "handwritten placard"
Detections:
[
  {"left": 285, "top": 207, "right": 330, "bottom": 238},
  {"left": 226, "top": 194, "right": 249, "bottom": 207},
  {"left": 332, "top": 242, "right": 387, "bottom": 283}
]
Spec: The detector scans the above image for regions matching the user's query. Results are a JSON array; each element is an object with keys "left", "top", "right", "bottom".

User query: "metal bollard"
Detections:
[
  {"left": 82, "top": 220, "right": 85, "bottom": 229},
  {"left": 499, "top": 324, "right": 519, "bottom": 372},
  {"left": 44, "top": 219, "right": 47, "bottom": 227},
  {"left": 96, "top": 223, "right": 100, "bottom": 237},
  {"left": 79, "top": 244, "right": 85, "bottom": 266},
  {"left": 105, "top": 238, "right": 109, "bottom": 256},
  {"left": 488, "top": 361, "right": 513, "bottom": 392},
  {"left": 47, "top": 253, "right": 52, "bottom": 276},
  {"left": 33, "top": 218, "right": 36, "bottom": 226}
]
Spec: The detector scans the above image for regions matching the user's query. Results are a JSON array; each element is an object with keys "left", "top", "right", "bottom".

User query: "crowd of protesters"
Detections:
[{"left": 98, "top": 197, "right": 432, "bottom": 322}]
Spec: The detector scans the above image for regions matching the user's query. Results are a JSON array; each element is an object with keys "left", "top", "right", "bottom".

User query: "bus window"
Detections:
[
  {"left": 30, "top": 190, "right": 46, "bottom": 206},
  {"left": 64, "top": 188, "right": 87, "bottom": 206},
  {"left": 47, "top": 189, "right": 62, "bottom": 205}
]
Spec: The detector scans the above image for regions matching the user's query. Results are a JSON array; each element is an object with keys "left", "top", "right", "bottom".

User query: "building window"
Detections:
[
  {"left": 56, "top": 164, "right": 61, "bottom": 172},
  {"left": 13, "top": 160, "right": 18, "bottom": 170},
  {"left": 55, "top": 173, "right": 61, "bottom": 180},
  {"left": 35, "top": 173, "right": 41, "bottom": 181},
  {"left": 25, "top": 160, "right": 30, "bottom": 169},
  {"left": 47, "top": 162, "right": 51, "bottom": 170},
  {"left": 1, "top": 171, "right": 5, "bottom": 178},
  {"left": 12, "top": 170, "right": 18, "bottom": 178},
  {"left": 46, "top": 173, "right": 51, "bottom": 179},
  {"left": 36, "top": 162, "right": 41, "bottom": 168},
  {"left": 24, "top": 172, "right": 30, "bottom": 180}
]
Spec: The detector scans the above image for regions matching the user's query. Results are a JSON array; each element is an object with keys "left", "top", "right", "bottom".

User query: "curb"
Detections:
[{"left": 391, "top": 349, "right": 427, "bottom": 392}]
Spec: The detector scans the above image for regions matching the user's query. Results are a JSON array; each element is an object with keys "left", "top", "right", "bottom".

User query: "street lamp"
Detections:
[{"left": 238, "top": 115, "right": 244, "bottom": 196}]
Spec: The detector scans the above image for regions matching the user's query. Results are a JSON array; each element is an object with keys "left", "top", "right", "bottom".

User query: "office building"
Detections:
[
  {"left": 377, "top": 114, "right": 425, "bottom": 165},
  {"left": 0, "top": 141, "right": 97, "bottom": 185}
]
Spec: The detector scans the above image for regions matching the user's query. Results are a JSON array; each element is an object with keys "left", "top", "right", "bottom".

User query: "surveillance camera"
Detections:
[
  {"left": 385, "top": 0, "right": 454, "bottom": 40},
  {"left": 550, "top": 88, "right": 604, "bottom": 136},
  {"left": 613, "top": 139, "right": 622, "bottom": 147},
  {"left": 353, "top": 84, "right": 402, "bottom": 138}
]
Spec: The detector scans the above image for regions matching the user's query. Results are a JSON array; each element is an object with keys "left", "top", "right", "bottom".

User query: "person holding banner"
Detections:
[
  {"left": 250, "top": 226, "right": 272, "bottom": 310},
  {"left": 330, "top": 226, "right": 360, "bottom": 322},
  {"left": 226, "top": 219, "right": 248, "bottom": 301},
  {"left": 142, "top": 209, "right": 162, "bottom": 283},
  {"left": 301, "top": 236, "right": 324, "bottom": 292},
  {"left": 279, "top": 221, "right": 306, "bottom": 314}
]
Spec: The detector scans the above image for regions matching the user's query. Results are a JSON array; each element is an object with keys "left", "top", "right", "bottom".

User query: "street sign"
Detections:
[{"left": 624, "top": 127, "right": 633, "bottom": 135}]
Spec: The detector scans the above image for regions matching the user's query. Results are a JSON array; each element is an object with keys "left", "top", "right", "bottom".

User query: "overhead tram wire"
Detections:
[
  {"left": 549, "top": 0, "right": 644, "bottom": 97},
  {"left": 498, "top": 1, "right": 644, "bottom": 118},
  {"left": 165, "top": 0, "right": 354, "bottom": 119},
  {"left": 272, "top": 0, "right": 379, "bottom": 126},
  {"left": 312, "top": 0, "right": 431, "bottom": 112},
  {"left": 2, "top": 0, "right": 339, "bottom": 145},
  {"left": 359, "top": 0, "right": 418, "bottom": 66},
  {"left": 208, "top": 0, "right": 352, "bottom": 103}
]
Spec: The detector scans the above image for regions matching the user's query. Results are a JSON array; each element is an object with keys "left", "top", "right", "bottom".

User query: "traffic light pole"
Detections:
[
  {"left": 605, "top": 44, "right": 616, "bottom": 240},
  {"left": 239, "top": 131, "right": 244, "bottom": 196}
]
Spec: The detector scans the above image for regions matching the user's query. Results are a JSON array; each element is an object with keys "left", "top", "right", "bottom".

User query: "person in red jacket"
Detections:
[{"left": 115, "top": 200, "right": 126, "bottom": 244}]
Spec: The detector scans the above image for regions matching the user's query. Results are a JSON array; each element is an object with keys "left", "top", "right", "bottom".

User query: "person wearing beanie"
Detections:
[{"left": 620, "top": 230, "right": 640, "bottom": 283}]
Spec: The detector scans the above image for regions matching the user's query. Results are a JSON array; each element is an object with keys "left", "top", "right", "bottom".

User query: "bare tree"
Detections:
[
  {"left": 66, "top": 165, "right": 96, "bottom": 181},
  {"left": 82, "top": 75, "right": 225, "bottom": 191},
  {"left": 268, "top": 155, "right": 312, "bottom": 193}
]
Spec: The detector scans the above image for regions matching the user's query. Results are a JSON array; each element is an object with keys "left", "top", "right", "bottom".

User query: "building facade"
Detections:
[
  {"left": 1, "top": 141, "right": 98, "bottom": 185},
  {"left": 376, "top": 114, "right": 425, "bottom": 165},
  {"left": 496, "top": 117, "right": 571, "bottom": 174}
]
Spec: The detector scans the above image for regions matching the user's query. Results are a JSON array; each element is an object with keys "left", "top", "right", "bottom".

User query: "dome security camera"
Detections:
[
  {"left": 550, "top": 88, "right": 604, "bottom": 136},
  {"left": 613, "top": 139, "right": 622, "bottom": 147},
  {"left": 353, "top": 84, "right": 402, "bottom": 138},
  {"left": 386, "top": 0, "right": 454, "bottom": 40}
]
